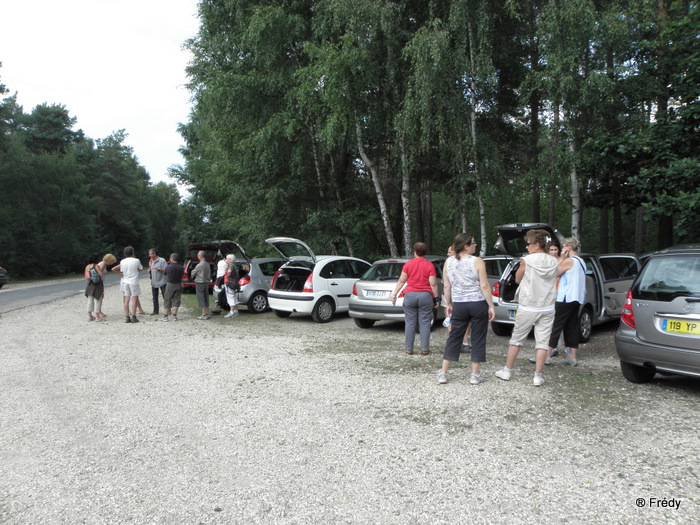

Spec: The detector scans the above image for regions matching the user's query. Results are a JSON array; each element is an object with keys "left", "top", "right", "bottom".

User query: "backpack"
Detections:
[
  {"left": 226, "top": 264, "right": 240, "bottom": 291},
  {"left": 89, "top": 265, "right": 101, "bottom": 284}
]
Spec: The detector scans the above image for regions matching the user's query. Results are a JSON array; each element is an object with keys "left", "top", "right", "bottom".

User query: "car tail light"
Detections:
[
  {"left": 491, "top": 282, "right": 500, "bottom": 298},
  {"left": 352, "top": 283, "right": 357, "bottom": 296},
  {"left": 621, "top": 290, "right": 636, "bottom": 328},
  {"left": 239, "top": 275, "right": 251, "bottom": 288},
  {"left": 303, "top": 274, "right": 313, "bottom": 293},
  {"left": 270, "top": 269, "right": 281, "bottom": 290}
]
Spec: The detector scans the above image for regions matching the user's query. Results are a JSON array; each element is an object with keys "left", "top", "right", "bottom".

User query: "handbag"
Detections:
[{"left": 89, "top": 265, "right": 101, "bottom": 284}]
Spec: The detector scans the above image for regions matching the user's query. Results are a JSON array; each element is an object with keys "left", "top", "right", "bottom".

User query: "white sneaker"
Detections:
[
  {"left": 533, "top": 373, "right": 544, "bottom": 386},
  {"left": 225, "top": 311, "right": 234, "bottom": 318},
  {"left": 437, "top": 372, "right": 448, "bottom": 384},
  {"left": 159, "top": 316, "right": 169, "bottom": 322},
  {"left": 470, "top": 372, "right": 485, "bottom": 385},
  {"left": 495, "top": 368, "right": 511, "bottom": 381},
  {"left": 230, "top": 310, "right": 239, "bottom": 317},
  {"left": 562, "top": 358, "right": 578, "bottom": 366}
]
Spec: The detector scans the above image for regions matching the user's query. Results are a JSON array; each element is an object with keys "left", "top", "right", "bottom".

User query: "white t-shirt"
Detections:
[
  {"left": 217, "top": 259, "right": 228, "bottom": 278},
  {"left": 120, "top": 257, "right": 143, "bottom": 285}
]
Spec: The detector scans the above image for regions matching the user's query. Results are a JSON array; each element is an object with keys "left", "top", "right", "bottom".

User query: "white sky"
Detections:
[{"left": 0, "top": 0, "right": 200, "bottom": 188}]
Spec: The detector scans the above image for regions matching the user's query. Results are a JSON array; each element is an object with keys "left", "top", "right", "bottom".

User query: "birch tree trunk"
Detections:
[
  {"left": 468, "top": 21, "right": 487, "bottom": 257},
  {"left": 355, "top": 118, "right": 399, "bottom": 257},
  {"left": 399, "top": 132, "right": 412, "bottom": 256},
  {"left": 569, "top": 141, "right": 581, "bottom": 239}
]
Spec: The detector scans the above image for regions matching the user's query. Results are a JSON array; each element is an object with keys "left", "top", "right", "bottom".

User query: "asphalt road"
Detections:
[{"left": 0, "top": 273, "right": 122, "bottom": 314}]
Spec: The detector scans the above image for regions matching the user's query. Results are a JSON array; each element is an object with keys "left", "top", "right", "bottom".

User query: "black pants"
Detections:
[
  {"left": 548, "top": 301, "right": 581, "bottom": 349},
  {"left": 151, "top": 284, "right": 166, "bottom": 313},
  {"left": 443, "top": 300, "right": 489, "bottom": 363}
]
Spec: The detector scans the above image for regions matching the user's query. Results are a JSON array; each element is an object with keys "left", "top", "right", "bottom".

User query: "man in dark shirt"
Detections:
[{"left": 161, "top": 253, "right": 185, "bottom": 322}]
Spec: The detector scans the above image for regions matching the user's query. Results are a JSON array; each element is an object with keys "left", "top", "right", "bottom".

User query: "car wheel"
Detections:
[
  {"left": 312, "top": 298, "right": 335, "bottom": 323},
  {"left": 273, "top": 309, "right": 291, "bottom": 318},
  {"left": 620, "top": 361, "right": 656, "bottom": 383},
  {"left": 248, "top": 291, "right": 268, "bottom": 314},
  {"left": 491, "top": 322, "right": 513, "bottom": 337},
  {"left": 354, "top": 318, "right": 375, "bottom": 329},
  {"left": 578, "top": 306, "right": 593, "bottom": 343}
]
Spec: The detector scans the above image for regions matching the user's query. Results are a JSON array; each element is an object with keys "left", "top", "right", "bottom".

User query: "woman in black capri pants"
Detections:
[{"left": 438, "top": 233, "right": 495, "bottom": 385}]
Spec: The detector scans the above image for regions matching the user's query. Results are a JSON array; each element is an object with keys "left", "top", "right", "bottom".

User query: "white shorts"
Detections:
[
  {"left": 508, "top": 307, "right": 555, "bottom": 350},
  {"left": 123, "top": 283, "right": 141, "bottom": 297}
]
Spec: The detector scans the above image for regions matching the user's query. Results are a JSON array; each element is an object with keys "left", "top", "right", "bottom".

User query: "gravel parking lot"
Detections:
[{"left": 1, "top": 278, "right": 699, "bottom": 524}]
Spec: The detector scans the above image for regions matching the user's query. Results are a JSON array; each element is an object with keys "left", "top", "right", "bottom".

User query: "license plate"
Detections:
[
  {"left": 365, "top": 290, "right": 390, "bottom": 298},
  {"left": 508, "top": 310, "right": 517, "bottom": 320},
  {"left": 662, "top": 319, "right": 700, "bottom": 335}
]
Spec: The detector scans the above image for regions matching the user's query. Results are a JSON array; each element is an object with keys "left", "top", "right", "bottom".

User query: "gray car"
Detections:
[
  {"left": 214, "top": 256, "right": 284, "bottom": 314},
  {"left": 348, "top": 256, "right": 446, "bottom": 328},
  {"left": 615, "top": 245, "right": 700, "bottom": 383},
  {"left": 490, "top": 223, "right": 640, "bottom": 342}
]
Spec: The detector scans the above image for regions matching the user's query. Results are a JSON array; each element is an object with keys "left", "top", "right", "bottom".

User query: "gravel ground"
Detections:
[{"left": 1, "top": 278, "right": 699, "bottom": 524}]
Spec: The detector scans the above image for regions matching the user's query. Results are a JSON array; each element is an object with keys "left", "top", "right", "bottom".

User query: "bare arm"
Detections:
[
  {"left": 475, "top": 257, "right": 496, "bottom": 321},
  {"left": 391, "top": 272, "right": 408, "bottom": 305}
]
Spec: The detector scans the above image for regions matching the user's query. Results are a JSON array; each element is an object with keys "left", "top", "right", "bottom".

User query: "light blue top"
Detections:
[{"left": 557, "top": 256, "right": 586, "bottom": 303}]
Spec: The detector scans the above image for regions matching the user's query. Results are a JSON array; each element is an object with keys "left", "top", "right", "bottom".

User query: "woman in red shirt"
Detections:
[{"left": 391, "top": 242, "right": 439, "bottom": 355}]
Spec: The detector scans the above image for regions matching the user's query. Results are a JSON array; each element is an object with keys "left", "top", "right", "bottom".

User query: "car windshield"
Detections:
[
  {"left": 362, "top": 262, "right": 404, "bottom": 281},
  {"left": 636, "top": 255, "right": 700, "bottom": 300}
]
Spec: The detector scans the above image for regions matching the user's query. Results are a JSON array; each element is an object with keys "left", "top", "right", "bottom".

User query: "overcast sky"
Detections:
[{"left": 0, "top": 0, "right": 200, "bottom": 188}]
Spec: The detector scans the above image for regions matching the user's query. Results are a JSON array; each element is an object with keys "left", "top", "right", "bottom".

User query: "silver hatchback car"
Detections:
[
  {"left": 615, "top": 245, "right": 700, "bottom": 383},
  {"left": 348, "top": 256, "right": 446, "bottom": 329}
]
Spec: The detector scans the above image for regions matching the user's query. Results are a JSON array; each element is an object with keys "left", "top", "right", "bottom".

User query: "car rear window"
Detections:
[
  {"left": 362, "top": 262, "right": 404, "bottom": 281},
  {"left": 635, "top": 255, "right": 700, "bottom": 300}
]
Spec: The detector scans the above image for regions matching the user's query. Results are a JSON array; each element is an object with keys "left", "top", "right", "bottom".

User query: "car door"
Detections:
[
  {"left": 598, "top": 255, "right": 640, "bottom": 316},
  {"left": 320, "top": 259, "right": 356, "bottom": 310}
]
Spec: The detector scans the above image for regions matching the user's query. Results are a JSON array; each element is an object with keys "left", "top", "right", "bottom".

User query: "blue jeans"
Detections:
[{"left": 403, "top": 291, "right": 434, "bottom": 351}]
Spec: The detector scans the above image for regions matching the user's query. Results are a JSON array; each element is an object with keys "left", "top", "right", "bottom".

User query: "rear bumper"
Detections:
[
  {"left": 349, "top": 303, "right": 406, "bottom": 321},
  {"left": 268, "top": 293, "right": 315, "bottom": 314},
  {"left": 615, "top": 325, "right": 700, "bottom": 378}
]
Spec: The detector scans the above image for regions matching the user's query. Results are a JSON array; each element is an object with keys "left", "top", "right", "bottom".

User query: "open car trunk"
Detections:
[{"left": 270, "top": 266, "right": 312, "bottom": 292}]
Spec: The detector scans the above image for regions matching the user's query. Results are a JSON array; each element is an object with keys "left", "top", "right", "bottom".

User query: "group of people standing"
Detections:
[
  {"left": 84, "top": 246, "right": 243, "bottom": 323},
  {"left": 394, "top": 230, "right": 585, "bottom": 387}
]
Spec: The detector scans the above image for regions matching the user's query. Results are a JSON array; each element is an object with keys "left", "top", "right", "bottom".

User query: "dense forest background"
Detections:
[{"left": 1, "top": 0, "right": 698, "bottom": 278}]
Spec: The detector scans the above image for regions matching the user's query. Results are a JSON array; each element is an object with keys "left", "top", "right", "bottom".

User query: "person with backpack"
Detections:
[
  {"left": 224, "top": 254, "right": 240, "bottom": 318},
  {"left": 84, "top": 253, "right": 104, "bottom": 322}
]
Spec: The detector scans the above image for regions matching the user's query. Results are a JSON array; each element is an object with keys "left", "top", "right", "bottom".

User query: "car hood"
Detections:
[
  {"left": 494, "top": 223, "right": 563, "bottom": 257},
  {"left": 265, "top": 237, "right": 316, "bottom": 264},
  {"left": 188, "top": 240, "right": 251, "bottom": 264}
]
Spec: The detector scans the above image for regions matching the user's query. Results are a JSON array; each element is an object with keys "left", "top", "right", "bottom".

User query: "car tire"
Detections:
[
  {"left": 620, "top": 361, "right": 656, "bottom": 383},
  {"left": 491, "top": 322, "right": 513, "bottom": 337},
  {"left": 273, "top": 309, "right": 291, "bottom": 318},
  {"left": 312, "top": 298, "right": 335, "bottom": 323},
  {"left": 248, "top": 291, "right": 268, "bottom": 314},
  {"left": 578, "top": 306, "right": 593, "bottom": 343},
  {"left": 354, "top": 318, "right": 375, "bottom": 329}
]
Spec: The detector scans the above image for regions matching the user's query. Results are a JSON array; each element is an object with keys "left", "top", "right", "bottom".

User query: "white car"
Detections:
[{"left": 265, "top": 237, "right": 371, "bottom": 323}]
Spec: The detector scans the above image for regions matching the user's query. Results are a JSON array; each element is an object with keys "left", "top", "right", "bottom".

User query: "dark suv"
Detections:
[{"left": 615, "top": 245, "right": 700, "bottom": 383}]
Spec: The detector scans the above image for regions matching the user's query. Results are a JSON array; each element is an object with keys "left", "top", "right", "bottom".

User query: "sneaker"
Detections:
[
  {"left": 528, "top": 357, "right": 551, "bottom": 365},
  {"left": 159, "top": 316, "right": 169, "bottom": 322},
  {"left": 149, "top": 312, "right": 158, "bottom": 316},
  {"left": 470, "top": 372, "right": 485, "bottom": 385},
  {"left": 125, "top": 316, "right": 131, "bottom": 323},
  {"left": 228, "top": 310, "right": 239, "bottom": 318},
  {"left": 495, "top": 368, "right": 511, "bottom": 381},
  {"left": 224, "top": 311, "right": 234, "bottom": 318},
  {"left": 131, "top": 315, "right": 139, "bottom": 323},
  {"left": 461, "top": 343, "right": 471, "bottom": 354},
  {"left": 533, "top": 373, "right": 544, "bottom": 386},
  {"left": 550, "top": 348, "right": 560, "bottom": 357},
  {"left": 172, "top": 315, "right": 178, "bottom": 321},
  {"left": 197, "top": 315, "right": 210, "bottom": 320},
  {"left": 562, "top": 358, "right": 577, "bottom": 366},
  {"left": 437, "top": 372, "right": 448, "bottom": 384}
]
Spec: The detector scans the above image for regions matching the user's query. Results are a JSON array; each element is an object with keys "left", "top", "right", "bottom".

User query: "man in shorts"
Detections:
[
  {"left": 112, "top": 246, "right": 144, "bottom": 324},
  {"left": 161, "top": 253, "right": 185, "bottom": 322}
]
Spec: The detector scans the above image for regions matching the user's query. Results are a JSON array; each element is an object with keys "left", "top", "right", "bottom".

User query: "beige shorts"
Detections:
[{"left": 508, "top": 308, "right": 555, "bottom": 350}]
